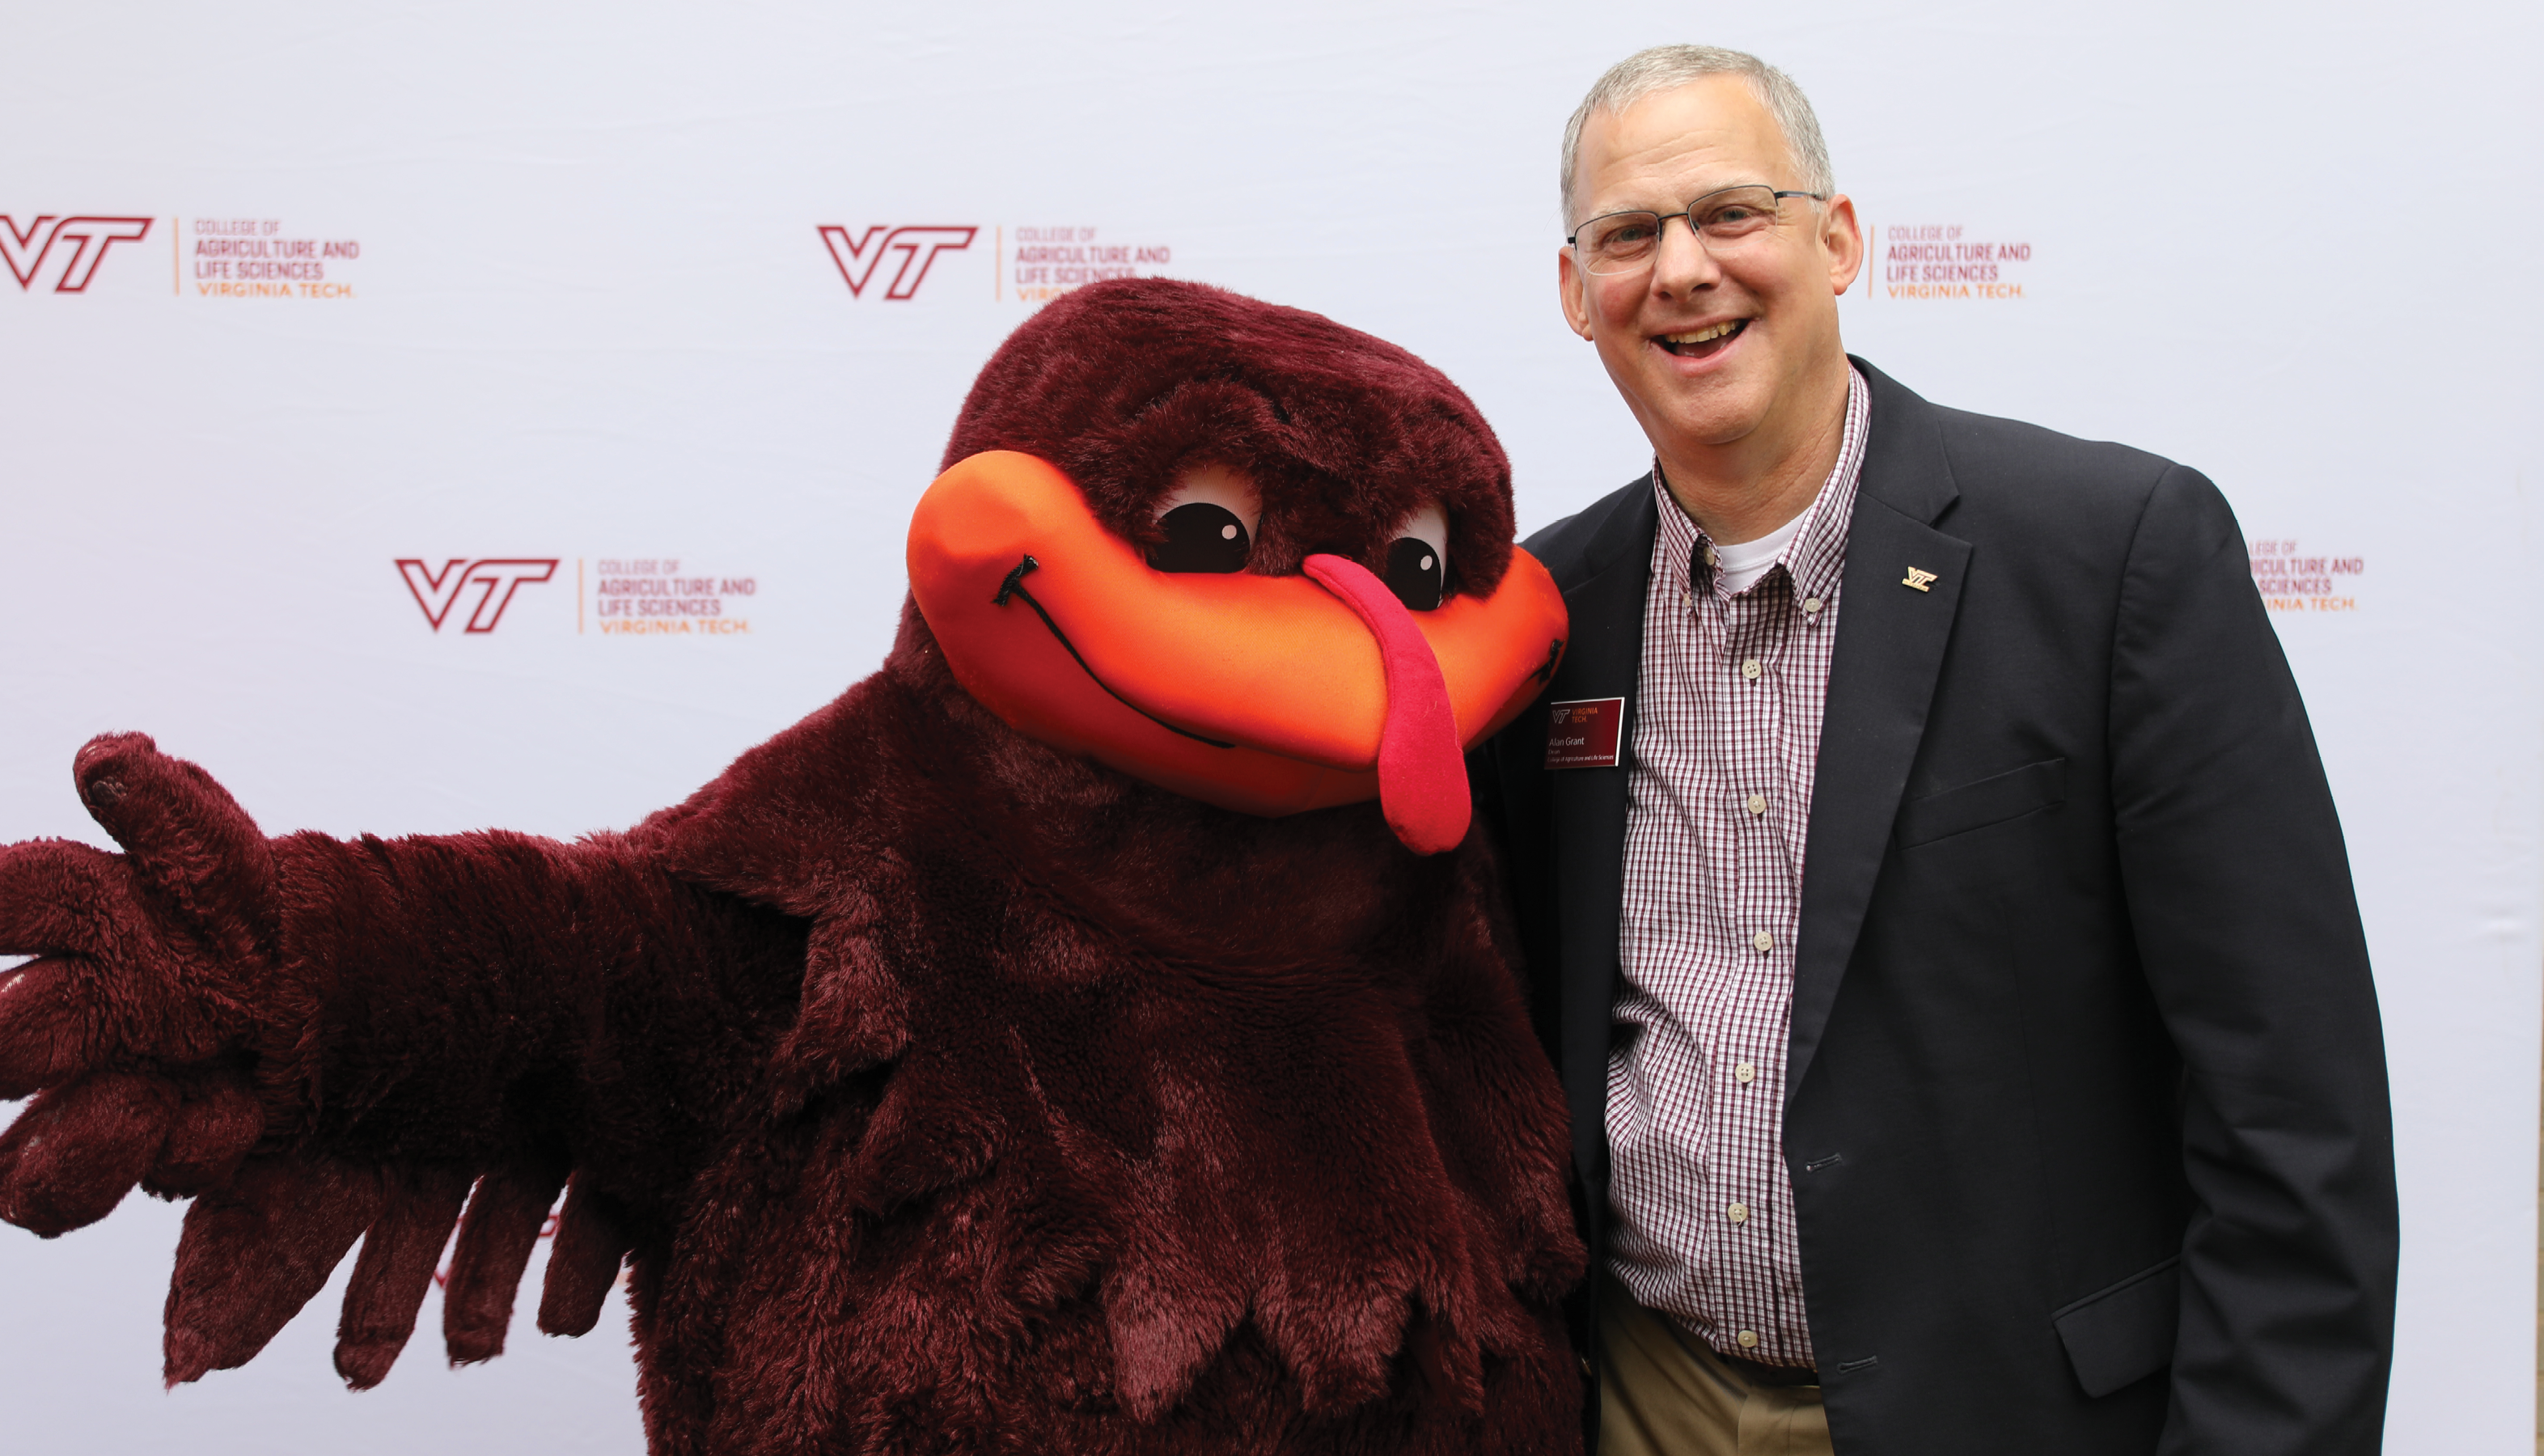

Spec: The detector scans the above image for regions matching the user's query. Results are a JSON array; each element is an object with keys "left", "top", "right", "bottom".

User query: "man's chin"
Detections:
[{"left": 1642, "top": 380, "right": 1776, "bottom": 455}]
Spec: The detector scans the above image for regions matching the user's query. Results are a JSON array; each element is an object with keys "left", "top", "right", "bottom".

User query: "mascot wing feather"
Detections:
[{"left": 0, "top": 279, "right": 1585, "bottom": 1454}]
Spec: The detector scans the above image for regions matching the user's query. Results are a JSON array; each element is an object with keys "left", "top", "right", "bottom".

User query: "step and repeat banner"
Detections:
[{"left": 3, "top": 2, "right": 2537, "bottom": 1450}]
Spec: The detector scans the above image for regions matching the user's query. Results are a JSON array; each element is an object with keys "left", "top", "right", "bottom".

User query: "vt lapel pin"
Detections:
[{"left": 1901, "top": 566, "right": 1938, "bottom": 593}]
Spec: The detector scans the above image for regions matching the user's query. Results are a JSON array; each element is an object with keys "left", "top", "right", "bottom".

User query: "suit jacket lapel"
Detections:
[
  {"left": 1789, "top": 363, "right": 1971, "bottom": 1098},
  {"left": 1545, "top": 480, "right": 1657, "bottom": 1187}
]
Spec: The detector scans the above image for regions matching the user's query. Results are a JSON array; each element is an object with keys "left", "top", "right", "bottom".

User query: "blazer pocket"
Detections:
[
  {"left": 1895, "top": 757, "right": 2067, "bottom": 848},
  {"left": 2051, "top": 1255, "right": 2179, "bottom": 1399}
]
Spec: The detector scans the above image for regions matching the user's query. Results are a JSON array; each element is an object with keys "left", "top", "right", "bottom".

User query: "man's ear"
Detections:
[
  {"left": 1821, "top": 193, "right": 1865, "bottom": 296},
  {"left": 1557, "top": 247, "right": 1595, "bottom": 341}
]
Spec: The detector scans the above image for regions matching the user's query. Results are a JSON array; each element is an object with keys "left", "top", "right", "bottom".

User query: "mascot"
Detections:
[{"left": 0, "top": 278, "right": 1583, "bottom": 1454}]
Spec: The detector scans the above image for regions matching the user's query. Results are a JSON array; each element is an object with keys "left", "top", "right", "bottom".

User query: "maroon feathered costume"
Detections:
[{"left": 0, "top": 279, "right": 1585, "bottom": 1453}]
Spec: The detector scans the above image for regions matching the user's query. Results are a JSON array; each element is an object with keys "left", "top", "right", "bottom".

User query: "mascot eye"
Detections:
[
  {"left": 1146, "top": 464, "right": 1261, "bottom": 574},
  {"left": 1382, "top": 504, "right": 1450, "bottom": 612},
  {"left": 1153, "top": 504, "right": 1251, "bottom": 574}
]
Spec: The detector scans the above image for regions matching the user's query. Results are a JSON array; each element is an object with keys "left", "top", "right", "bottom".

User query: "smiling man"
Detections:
[{"left": 1476, "top": 44, "right": 2398, "bottom": 1456}]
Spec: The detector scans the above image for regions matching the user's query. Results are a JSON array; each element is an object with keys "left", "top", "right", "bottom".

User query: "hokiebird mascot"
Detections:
[{"left": 0, "top": 277, "right": 1585, "bottom": 1454}]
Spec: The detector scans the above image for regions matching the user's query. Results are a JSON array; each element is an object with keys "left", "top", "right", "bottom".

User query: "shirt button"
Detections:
[
  {"left": 1738, "top": 1330, "right": 1760, "bottom": 1349},
  {"left": 1740, "top": 658, "right": 1763, "bottom": 680},
  {"left": 1802, "top": 595, "right": 1823, "bottom": 615},
  {"left": 1736, "top": 1062, "right": 1756, "bottom": 1084},
  {"left": 1727, "top": 1202, "right": 1750, "bottom": 1224},
  {"left": 1751, "top": 930, "right": 1775, "bottom": 953},
  {"left": 1745, "top": 794, "right": 1767, "bottom": 815},
  {"left": 1704, "top": 544, "right": 1719, "bottom": 566}
]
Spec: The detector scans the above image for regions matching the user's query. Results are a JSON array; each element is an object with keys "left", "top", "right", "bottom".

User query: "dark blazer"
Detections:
[{"left": 1475, "top": 359, "right": 2398, "bottom": 1454}]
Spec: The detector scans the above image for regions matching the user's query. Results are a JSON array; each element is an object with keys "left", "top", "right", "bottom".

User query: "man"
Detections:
[{"left": 1476, "top": 45, "right": 2397, "bottom": 1456}]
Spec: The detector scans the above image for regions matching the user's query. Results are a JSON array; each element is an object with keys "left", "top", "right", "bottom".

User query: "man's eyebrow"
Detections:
[{"left": 1599, "top": 182, "right": 1776, "bottom": 214}]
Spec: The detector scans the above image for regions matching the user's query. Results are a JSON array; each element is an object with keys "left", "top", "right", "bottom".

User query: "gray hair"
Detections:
[{"left": 1560, "top": 45, "right": 1835, "bottom": 228}]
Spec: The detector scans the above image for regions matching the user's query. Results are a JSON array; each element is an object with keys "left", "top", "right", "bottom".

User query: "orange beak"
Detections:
[{"left": 906, "top": 451, "right": 1567, "bottom": 849}]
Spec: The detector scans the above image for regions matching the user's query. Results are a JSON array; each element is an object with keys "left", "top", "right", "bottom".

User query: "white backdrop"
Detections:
[{"left": 3, "top": 2, "right": 2538, "bottom": 1450}]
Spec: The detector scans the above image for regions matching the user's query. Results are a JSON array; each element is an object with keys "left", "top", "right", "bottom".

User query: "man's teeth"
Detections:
[{"left": 1661, "top": 320, "right": 1744, "bottom": 346}]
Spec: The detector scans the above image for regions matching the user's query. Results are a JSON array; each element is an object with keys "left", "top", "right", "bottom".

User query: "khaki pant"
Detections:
[{"left": 1599, "top": 1285, "right": 1834, "bottom": 1456}]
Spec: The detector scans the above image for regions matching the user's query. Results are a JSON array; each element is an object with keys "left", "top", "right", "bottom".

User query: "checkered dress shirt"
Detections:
[{"left": 1606, "top": 366, "right": 1869, "bottom": 1367}]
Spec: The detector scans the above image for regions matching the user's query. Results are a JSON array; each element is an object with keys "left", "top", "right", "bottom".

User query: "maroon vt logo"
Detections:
[
  {"left": 2, "top": 215, "right": 155, "bottom": 293},
  {"left": 818, "top": 226, "right": 977, "bottom": 299},
  {"left": 396, "top": 559, "right": 559, "bottom": 633}
]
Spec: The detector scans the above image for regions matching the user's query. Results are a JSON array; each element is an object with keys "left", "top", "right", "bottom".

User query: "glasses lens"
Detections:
[
  {"left": 1693, "top": 186, "right": 1784, "bottom": 242},
  {"left": 1577, "top": 212, "right": 1662, "bottom": 275}
]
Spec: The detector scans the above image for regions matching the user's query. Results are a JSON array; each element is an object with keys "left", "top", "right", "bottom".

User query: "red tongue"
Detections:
[{"left": 1302, "top": 553, "right": 1471, "bottom": 855}]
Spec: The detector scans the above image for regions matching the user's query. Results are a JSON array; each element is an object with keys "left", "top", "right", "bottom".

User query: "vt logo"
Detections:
[
  {"left": 396, "top": 559, "right": 560, "bottom": 633},
  {"left": 2, "top": 216, "right": 155, "bottom": 293},
  {"left": 817, "top": 226, "right": 978, "bottom": 299}
]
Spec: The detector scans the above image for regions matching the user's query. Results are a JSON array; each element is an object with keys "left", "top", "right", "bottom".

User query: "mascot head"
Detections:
[{"left": 906, "top": 278, "right": 1564, "bottom": 853}]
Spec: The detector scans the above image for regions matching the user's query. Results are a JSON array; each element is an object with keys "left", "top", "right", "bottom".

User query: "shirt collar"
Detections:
[{"left": 1651, "top": 365, "right": 1870, "bottom": 603}]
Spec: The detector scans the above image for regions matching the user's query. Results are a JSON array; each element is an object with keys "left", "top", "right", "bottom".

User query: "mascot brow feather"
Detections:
[{"left": 0, "top": 277, "right": 1586, "bottom": 1454}]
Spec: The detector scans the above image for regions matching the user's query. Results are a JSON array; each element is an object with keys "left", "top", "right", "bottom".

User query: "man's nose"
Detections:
[{"left": 1651, "top": 214, "right": 1722, "bottom": 296}]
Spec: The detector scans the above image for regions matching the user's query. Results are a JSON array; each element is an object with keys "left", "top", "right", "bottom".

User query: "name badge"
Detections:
[{"left": 1543, "top": 696, "right": 1625, "bottom": 770}]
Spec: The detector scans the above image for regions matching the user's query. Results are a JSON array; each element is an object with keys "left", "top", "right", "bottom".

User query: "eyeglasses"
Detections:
[{"left": 1567, "top": 185, "right": 1828, "bottom": 276}]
